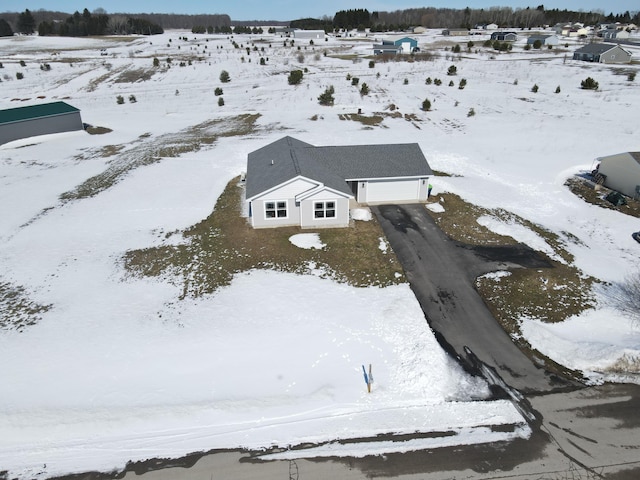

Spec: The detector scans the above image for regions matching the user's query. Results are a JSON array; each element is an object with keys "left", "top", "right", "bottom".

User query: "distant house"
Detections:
[
  {"left": 552, "top": 23, "right": 569, "bottom": 35},
  {"left": 373, "top": 41, "right": 400, "bottom": 55},
  {"left": 0, "top": 101, "right": 83, "bottom": 146},
  {"left": 412, "top": 26, "right": 427, "bottom": 34},
  {"left": 293, "top": 30, "right": 325, "bottom": 40},
  {"left": 484, "top": 23, "right": 499, "bottom": 30},
  {"left": 491, "top": 31, "right": 518, "bottom": 42},
  {"left": 568, "top": 26, "right": 589, "bottom": 37},
  {"left": 244, "top": 136, "right": 433, "bottom": 229},
  {"left": 527, "top": 34, "right": 559, "bottom": 46},
  {"left": 394, "top": 36, "right": 419, "bottom": 53},
  {"left": 373, "top": 37, "right": 418, "bottom": 55},
  {"left": 442, "top": 28, "right": 469, "bottom": 36},
  {"left": 596, "top": 152, "right": 640, "bottom": 199},
  {"left": 597, "top": 28, "right": 630, "bottom": 40},
  {"left": 573, "top": 43, "right": 632, "bottom": 64}
]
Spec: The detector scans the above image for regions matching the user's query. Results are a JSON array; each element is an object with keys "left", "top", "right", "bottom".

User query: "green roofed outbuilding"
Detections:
[{"left": 0, "top": 101, "right": 83, "bottom": 145}]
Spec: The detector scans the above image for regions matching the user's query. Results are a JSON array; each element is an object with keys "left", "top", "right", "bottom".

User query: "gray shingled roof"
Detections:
[
  {"left": 0, "top": 101, "right": 79, "bottom": 126},
  {"left": 574, "top": 43, "right": 623, "bottom": 55},
  {"left": 245, "top": 136, "right": 433, "bottom": 199}
]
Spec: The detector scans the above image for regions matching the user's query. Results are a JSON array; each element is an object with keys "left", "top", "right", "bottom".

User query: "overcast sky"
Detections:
[{"left": 2, "top": 1, "right": 636, "bottom": 21}]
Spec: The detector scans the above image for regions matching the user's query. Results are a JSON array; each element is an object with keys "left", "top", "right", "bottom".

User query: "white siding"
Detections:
[
  {"left": 599, "top": 153, "right": 640, "bottom": 198},
  {"left": 299, "top": 189, "right": 350, "bottom": 229},
  {"left": 249, "top": 177, "right": 317, "bottom": 228}
]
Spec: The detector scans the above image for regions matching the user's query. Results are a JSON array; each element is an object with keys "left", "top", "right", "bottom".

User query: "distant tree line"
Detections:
[
  {"left": 1, "top": 5, "right": 637, "bottom": 38},
  {"left": 367, "top": 6, "right": 638, "bottom": 31},
  {"left": 292, "top": 6, "right": 638, "bottom": 33},
  {"left": 0, "top": 9, "right": 232, "bottom": 36}
]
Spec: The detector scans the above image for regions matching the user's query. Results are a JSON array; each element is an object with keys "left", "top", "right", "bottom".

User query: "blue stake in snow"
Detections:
[{"left": 362, "top": 364, "right": 373, "bottom": 393}]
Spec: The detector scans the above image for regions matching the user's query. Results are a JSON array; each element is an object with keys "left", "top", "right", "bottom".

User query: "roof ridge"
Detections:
[{"left": 289, "top": 148, "right": 302, "bottom": 175}]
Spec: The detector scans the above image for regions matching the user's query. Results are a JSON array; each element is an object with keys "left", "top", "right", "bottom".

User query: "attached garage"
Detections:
[
  {"left": 361, "top": 178, "right": 423, "bottom": 204},
  {"left": 0, "top": 101, "right": 83, "bottom": 146}
]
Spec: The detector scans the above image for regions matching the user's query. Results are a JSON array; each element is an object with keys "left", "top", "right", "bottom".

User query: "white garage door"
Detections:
[{"left": 366, "top": 179, "right": 419, "bottom": 203}]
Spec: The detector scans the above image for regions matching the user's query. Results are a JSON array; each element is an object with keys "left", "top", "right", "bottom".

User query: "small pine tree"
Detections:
[
  {"left": 581, "top": 77, "right": 599, "bottom": 90},
  {"left": 288, "top": 69, "right": 303, "bottom": 85},
  {"left": 403, "top": 78, "right": 409, "bottom": 85},
  {"left": 220, "top": 70, "right": 230, "bottom": 83},
  {"left": 533, "top": 39, "right": 542, "bottom": 49},
  {"left": 19, "top": 60, "right": 26, "bottom": 67},
  {"left": 360, "top": 82, "right": 369, "bottom": 96},
  {"left": 434, "top": 78, "right": 442, "bottom": 86},
  {"left": 628, "top": 72, "right": 636, "bottom": 82},
  {"left": 425, "top": 77, "right": 432, "bottom": 85},
  {"left": 422, "top": 98, "right": 431, "bottom": 111},
  {"left": 16, "top": 72, "right": 24, "bottom": 80},
  {"left": 453, "top": 44, "right": 461, "bottom": 53},
  {"left": 116, "top": 95, "right": 124, "bottom": 104},
  {"left": 459, "top": 78, "right": 467, "bottom": 89},
  {"left": 153, "top": 57, "right": 159, "bottom": 67},
  {"left": 555, "top": 85, "right": 561, "bottom": 93},
  {"left": 524, "top": 43, "right": 531, "bottom": 51},
  {"left": 513, "top": 79, "right": 518, "bottom": 85},
  {"left": 531, "top": 84, "right": 539, "bottom": 93},
  {"left": 215, "top": 87, "right": 223, "bottom": 96},
  {"left": 368, "top": 60, "right": 375, "bottom": 68},
  {"left": 448, "top": 80, "right": 454, "bottom": 86},
  {"left": 259, "top": 57, "right": 266, "bottom": 65},
  {"left": 351, "top": 77, "right": 359, "bottom": 86},
  {"left": 447, "top": 65, "right": 457, "bottom": 76},
  {"left": 318, "top": 85, "right": 335, "bottom": 106},
  {"left": 346, "top": 73, "right": 352, "bottom": 80},
  {"left": 218, "top": 97, "right": 224, "bottom": 106},
  {"left": 467, "top": 107, "right": 475, "bottom": 117},
  {"left": 129, "top": 94, "right": 137, "bottom": 103}
]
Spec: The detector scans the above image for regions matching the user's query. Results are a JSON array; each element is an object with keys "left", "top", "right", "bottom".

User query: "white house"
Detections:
[
  {"left": 244, "top": 136, "right": 433, "bottom": 229},
  {"left": 293, "top": 30, "right": 325, "bottom": 40},
  {"left": 597, "top": 152, "right": 640, "bottom": 199}
]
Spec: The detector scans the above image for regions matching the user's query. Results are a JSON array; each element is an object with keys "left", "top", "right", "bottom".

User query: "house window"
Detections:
[
  {"left": 314, "top": 201, "right": 336, "bottom": 219},
  {"left": 265, "top": 200, "right": 287, "bottom": 219}
]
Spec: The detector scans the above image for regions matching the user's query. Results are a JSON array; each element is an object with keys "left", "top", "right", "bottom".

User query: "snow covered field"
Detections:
[{"left": 0, "top": 29, "right": 639, "bottom": 478}]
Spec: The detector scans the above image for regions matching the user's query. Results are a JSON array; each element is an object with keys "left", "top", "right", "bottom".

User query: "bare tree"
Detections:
[{"left": 602, "top": 271, "right": 640, "bottom": 325}]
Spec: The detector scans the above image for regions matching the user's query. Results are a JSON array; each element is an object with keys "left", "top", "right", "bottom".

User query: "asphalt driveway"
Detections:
[{"left": 372, "top": 203, "right": 579, "bottom": 395}]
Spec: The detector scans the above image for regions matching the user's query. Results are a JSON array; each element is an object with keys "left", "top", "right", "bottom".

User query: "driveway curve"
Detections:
[{"left": 372, "top": 203, "right": 579, "bottom": 395}]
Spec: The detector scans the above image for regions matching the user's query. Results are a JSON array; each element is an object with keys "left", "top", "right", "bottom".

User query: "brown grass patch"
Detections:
[
  {"left": 426, "top": 192, "right": 595, "bottom": 316},
  {"left": 338, "top": 113, "right": 384, "bottom": 126},
  {"left": 0, "top": 281, "right": 51, "bottom": 332},
  {"left": 124, "top": 178, "right": 404, "bottom": 298},
  {"left": 86, "top": 126, "right": 113, "bottom": 135},
  {"left": 114, "top": 67, "right": 157, "bottom": 83},
  {"left": 565, "top": 176, "right": 640, "bottom": 218},
  {"left": 61, "top": 114, "right": 260, "bottom": 201}
]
